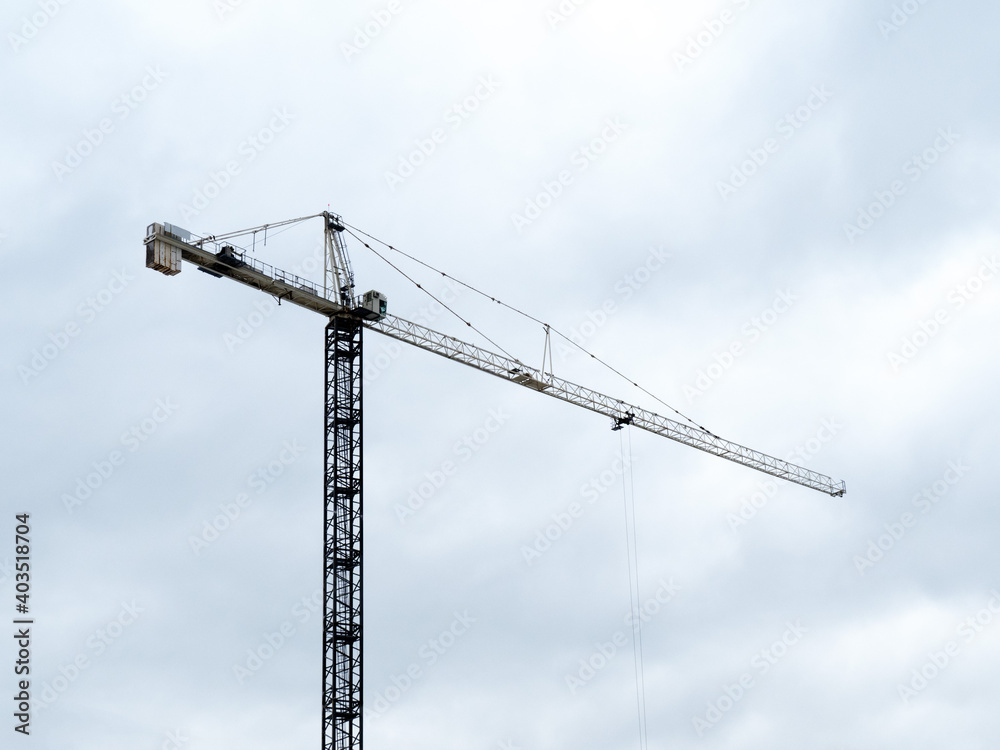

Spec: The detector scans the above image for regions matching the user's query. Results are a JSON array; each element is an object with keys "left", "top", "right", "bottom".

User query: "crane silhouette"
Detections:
[{"left": 145, "top": 212, "right": 845, "bottom": 750}]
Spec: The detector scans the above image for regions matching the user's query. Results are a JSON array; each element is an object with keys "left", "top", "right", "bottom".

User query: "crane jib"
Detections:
[{"left": 364, "top": 314, "right": 847, "bottom": 498}]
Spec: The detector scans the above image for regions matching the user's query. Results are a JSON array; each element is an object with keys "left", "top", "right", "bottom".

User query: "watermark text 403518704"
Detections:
[{"left": 13, "top": 513, "right": 32, "bottom": 736}]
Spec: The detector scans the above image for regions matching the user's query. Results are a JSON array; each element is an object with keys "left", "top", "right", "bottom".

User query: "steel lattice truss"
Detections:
[
  {"left": 367, "top": 314, "right": 846, "bottom": 497},
  {"left": 324, "top": 318, "right": 363, "bottom": 750}
]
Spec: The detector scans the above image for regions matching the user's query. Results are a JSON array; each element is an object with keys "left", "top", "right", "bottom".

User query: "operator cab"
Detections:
[{"left": 356, "top": 290, "right": 387, "bottom": 321}]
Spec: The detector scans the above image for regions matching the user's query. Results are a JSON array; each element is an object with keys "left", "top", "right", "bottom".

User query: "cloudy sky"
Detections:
[{"left": 3, "top": 0, "right": 1000, "bottom": 748}]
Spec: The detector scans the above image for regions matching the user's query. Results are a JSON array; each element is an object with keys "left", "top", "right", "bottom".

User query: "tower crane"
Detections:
[{"left": 144, "top": 212, "right": 846, "bottom": 750}]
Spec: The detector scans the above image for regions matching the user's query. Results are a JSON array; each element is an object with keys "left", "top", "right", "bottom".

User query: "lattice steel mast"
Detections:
[
  {"left": 143, "top": 213, "right": 846, "bottom": 750},
  {"left": 324, "top": 314, "right": 363, "bottom": 750}
]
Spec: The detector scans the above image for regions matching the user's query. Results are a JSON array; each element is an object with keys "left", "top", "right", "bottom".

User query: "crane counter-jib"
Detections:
[{"left": 144, "top": 222, "right": 391, "bottom": 320}]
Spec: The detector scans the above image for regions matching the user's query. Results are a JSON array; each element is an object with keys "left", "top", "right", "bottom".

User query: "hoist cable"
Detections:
[
  {"left": 629, "top": 426, "right": 649, "bottom": 748},
  {"left": 621, "top": 427, "right": 648, "bottom": 750}
]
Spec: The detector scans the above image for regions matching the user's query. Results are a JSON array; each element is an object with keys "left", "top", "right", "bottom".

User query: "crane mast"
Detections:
[
  {"left": 143, "top": 215, "right": 846, "bottom": 750},
  {"left": 324, "top": 314, "right": 363, "bottom": 750}
]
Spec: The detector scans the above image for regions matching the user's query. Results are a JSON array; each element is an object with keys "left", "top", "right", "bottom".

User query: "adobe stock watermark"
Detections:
[
  {"left": 692, "top": 620, "right": 807, "bottom": 737},
  {"left": 843, "top": 128, "right": 960, "bottom": 244},
  {"left": 886, "top": 255, "right": 998, "bottom": 372},
  {"left": 555, "top": 245, "right": 671, "bottom": 361},
  {"left": 565, "top": 579, "right": 680, "bottom": 694},
  {"left": 33, "top": 600, "right": 144, "bottom": 712},
  {"left": 405, "top": 278, "right": 463, "bottom": 329},
  {"left": 233, "top": 589, "right": 321, "bottom": 683},
  {"left": 716, "top": 86, "right": 833, "bottom": 200},
  {"left": 785, "top": 418, "right": 844, "bottom": 465},
  {"left": 546, "top": 0, "right": 591, "bottom": 30},
  {"left": 61, "top": 398, "right": 181, "bottom": 513},
  {"left": 728, "top": 418, "right": 844, "bottom": 532},
  {"left": 853, "top": 459, "right": 970, "bottom": 575},
  {"left": 213, "top": 0, "right": 247, "bottom": 21},
  {"left": 7, "top": 0, "right": 73, "bottom": 53},
  {"left": 177, "top": 107, "right": 294, "bottom": 221},
  {"left": 896, "top": 590, "right": 999, "bottom": 704},
  {"left": 51, "top": 66, "right": 168, "bottom": 183},
  {"left": 520, "top": 453, "right": 636, "bottom": 565},
  {"left": 510, "top": 118, "right": 626, "bottom": 226},
  {"left": 189, "top": 440, "right": 307, "bottom": 554},
  {"left": 879, "top": 0, "right": 933, "bottom": 39},
  {"left": 673, "top": 0, "right": 753, "bottom": 71},
  {"left": 364, "top": 279, "right": 463, "bottom": 384},
  {"left": 223, "top": 298, "right": 279, "bottom": 353},
  {"left": 158, "top": 729, "right": 191, "bottom": 750},
  {"left": 364, "top": 611, "right": 476, "bottom": 719},
  {"left": 726, "top": 479, "right": 779, "bottom": 533},
  {"left": 510, "top": 117, "right": 627, "bottom": 233},
  {"left": 683, "top": 289, "right": 797, "bottom": 402},
  {"left": 18, "top": 267, "right": 135, "bottom": 384},
  {"left": 222, "top": 240, "right": 329, "bottom": 352},
  {"left": 384, "top": 75, "right": 501, "bottom": 192},
  {"left": 394, "top": 407, "right": 512, "bottom": 523},
  {"left": 341, "top": 0, "right": 404, "bottom": 61}
]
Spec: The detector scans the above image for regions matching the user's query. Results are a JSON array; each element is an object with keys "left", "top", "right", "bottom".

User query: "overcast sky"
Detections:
[{"left": 3, "top": 1, "right": 1000, "bottom": 748}]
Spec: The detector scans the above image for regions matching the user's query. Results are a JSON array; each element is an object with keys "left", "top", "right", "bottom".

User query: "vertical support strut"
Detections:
[{"left": 324, "top": 315, "right": 363, "bottom": 750}]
